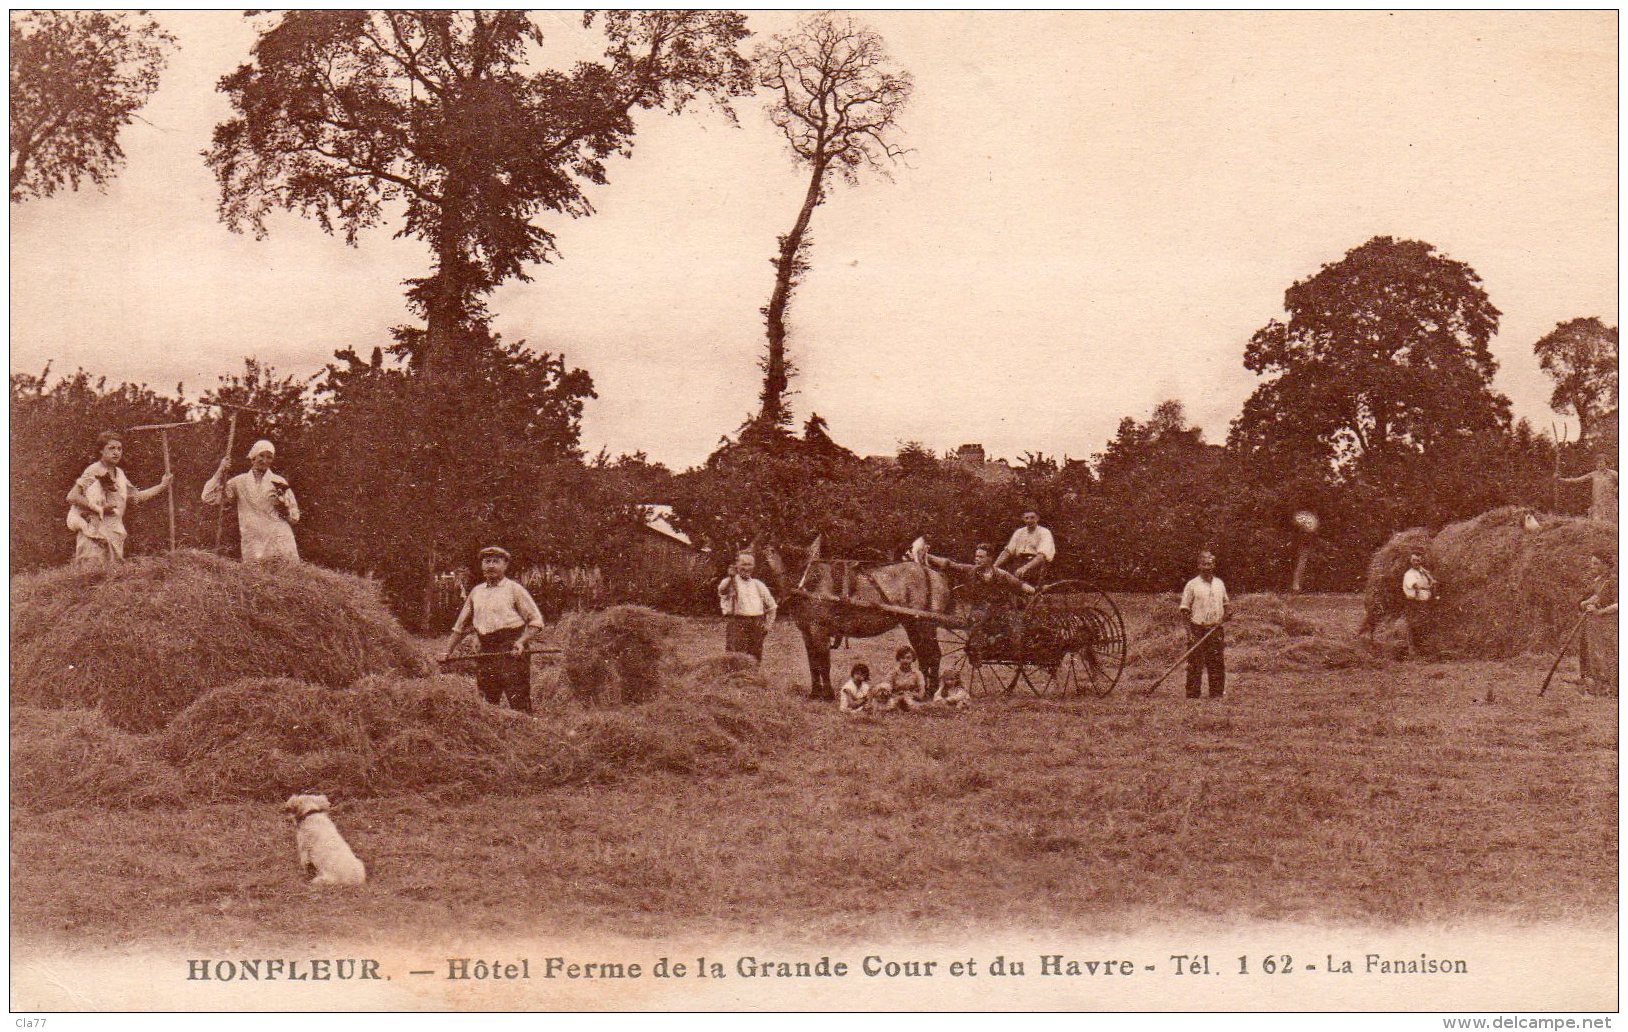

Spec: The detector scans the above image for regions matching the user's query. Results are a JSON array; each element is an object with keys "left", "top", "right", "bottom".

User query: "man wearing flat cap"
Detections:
[
  {"left": 446, "top": 546, "right": 545, "bottom": 713},
  {"left": 202, "top": 438, "right": 300, "bottom": 560}
]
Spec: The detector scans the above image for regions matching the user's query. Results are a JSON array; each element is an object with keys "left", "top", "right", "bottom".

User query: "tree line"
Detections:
[{"left": 10, "top": 13, "right": 1618, "bottom": 616}]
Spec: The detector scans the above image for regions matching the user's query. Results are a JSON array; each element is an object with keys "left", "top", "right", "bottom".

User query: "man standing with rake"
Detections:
[
  {"left": 1180, "top": 550, "right": 1230, "bottom": 699},
  {"left": 446, "top": 546, "right": 546, "bottom": 713}
]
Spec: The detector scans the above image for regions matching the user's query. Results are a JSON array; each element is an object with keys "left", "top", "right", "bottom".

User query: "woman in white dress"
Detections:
[
  {"left": 202, "top": 439, "right": 301, "bottom": 561},
  {"left": 66, "top": 430, "right": 172, "bottom": 564}
]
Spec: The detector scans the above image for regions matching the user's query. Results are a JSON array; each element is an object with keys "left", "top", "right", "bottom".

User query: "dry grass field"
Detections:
[{"left": 10, "top": 594, "right": 1617, "bottom": 952}]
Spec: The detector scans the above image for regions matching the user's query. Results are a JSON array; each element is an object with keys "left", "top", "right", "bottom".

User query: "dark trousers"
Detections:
[
  {"left": 725, "top": 615, "right": 768, "bottom": 661},
  {"left": 1012, "top": 556, "right": 1050, "bottom": 586},
  {"left": 1404, "top": 599, "right": 1435, "bottom": 656},
  {"left": 1185, "top": 623, "right": 1225, "bottom": 698},
  {"left": 476, "top": 627, "right": 532, "bottom": 713}
]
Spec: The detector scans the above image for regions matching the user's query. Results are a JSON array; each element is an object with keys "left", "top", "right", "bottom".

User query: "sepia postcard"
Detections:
[{"left": 8, "top": 9, "right": 1619, "bottom": 1020}]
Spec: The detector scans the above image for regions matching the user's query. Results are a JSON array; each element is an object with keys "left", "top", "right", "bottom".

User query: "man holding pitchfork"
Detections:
[
  {"left": 446, "top": 546, "right": 546, "bottom": 713},
  {"left": 718, "top": 550, "right": 777, "bottom": 661},
  {"left": 1180, "top": 550, "right": 1231, "bottom": 699}
]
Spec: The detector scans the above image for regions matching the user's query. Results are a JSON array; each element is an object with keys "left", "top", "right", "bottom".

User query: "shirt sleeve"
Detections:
[
  {"left": 451, "top": 593, "right": 474, "bottom": 634},
  {"left": 281, "top": 486, "right": 300, "bottom": 523},
  {"left": 1180, "top": 580, "right": 1194, "bottom": 611},
  {"left": 202, "top": 472, "right": 233, "bottom": 505},
  {"left": 759, "top": 580, "right": 778, "bottom": 613},
  {"left": 992, "top": 568, "right": 1027, "bottom": 592},
  {"left": 1039, "top": 528, "right": 1056, "bottom": 561},
  {"left": 511, "top": 583, "right": 546, "bottom": 630}
]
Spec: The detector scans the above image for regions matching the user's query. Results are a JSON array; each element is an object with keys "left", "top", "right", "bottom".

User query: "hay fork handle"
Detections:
[
  {"left": 1143, "top": 624, "right": 1221, "bottom": 697},
  {"left": 438, "top": 648, "right": 561, "bottom": 665},
  {"left": 1538, "top": 615, "right": 1590, "bottom": 696}
]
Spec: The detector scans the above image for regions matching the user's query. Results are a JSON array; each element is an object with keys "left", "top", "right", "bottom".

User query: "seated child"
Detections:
[
  {"left": 935, "top": 668, "right": 970, "bottom": 709},
  {"left": 838, "top": 662, "right": 875, "bottom": 713},
  {"left": 889, "top": 645, "right": 926, "bottom": 704}
]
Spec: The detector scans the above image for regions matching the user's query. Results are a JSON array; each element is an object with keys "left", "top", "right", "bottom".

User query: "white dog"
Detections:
[{"left": 283, "top": 794, "right": 367, "bottom": 886}]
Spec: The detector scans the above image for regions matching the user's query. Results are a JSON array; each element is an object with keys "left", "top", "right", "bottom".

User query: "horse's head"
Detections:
[{"left": 752, "top": 535, "right": 820, "bottom": 598}]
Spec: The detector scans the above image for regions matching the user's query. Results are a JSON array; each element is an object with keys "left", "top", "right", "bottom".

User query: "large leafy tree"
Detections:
[
  {"left": 752, "top": 12, "right": 911, "bottom": 429},
  {"left": 300, "top": 333, "right": 613, "bottom": 627},
  {"left": 1229, "top": 236, "right": 1509, "bottom": 468},
  {"left": 1533, "top": 316, "right": 1618, "bottom": 447},
  {"left": 9, "top": 10, "right": 175, "bottom": 203},
  {"left": 208, "top": 11, "right": 752, "bottom": 378}
]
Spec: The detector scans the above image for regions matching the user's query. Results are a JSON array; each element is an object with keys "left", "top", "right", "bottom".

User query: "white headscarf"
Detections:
[{"left": 247, "top": 439, "right": 276, "bottom": 460}]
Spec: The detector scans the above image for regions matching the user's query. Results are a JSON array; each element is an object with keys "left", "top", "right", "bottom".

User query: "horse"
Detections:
[{"left": 758, "top": 538, "right": 956, "bottom": 701}]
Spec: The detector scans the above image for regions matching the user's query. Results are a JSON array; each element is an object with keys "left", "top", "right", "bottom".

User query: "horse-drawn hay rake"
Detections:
[{"left": 939, "top": 579, "right": 1128, "bottom": 697}]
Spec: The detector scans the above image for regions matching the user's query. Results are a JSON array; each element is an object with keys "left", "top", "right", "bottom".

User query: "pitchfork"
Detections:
[{"left": 201, "top": 400, "right": 276, "bottom": 552}]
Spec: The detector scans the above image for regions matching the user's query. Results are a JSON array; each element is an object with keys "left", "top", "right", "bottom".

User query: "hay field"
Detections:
[{"left": 10, "top": 595, "right": 1617, "bottom": 950}]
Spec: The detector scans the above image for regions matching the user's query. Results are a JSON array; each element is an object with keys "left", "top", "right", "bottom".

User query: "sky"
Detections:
[{"left": 9, "top": 10, "right": 1619, "bottom": 471}]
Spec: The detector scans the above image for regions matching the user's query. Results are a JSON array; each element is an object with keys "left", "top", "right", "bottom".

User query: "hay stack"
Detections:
[
  {"left": 10, "top": 551, "right": 428, "bottom": 731},
  {"left": 151, "top": 663, "right": 797, "bottom": 799},
  {"left": 1128, "top": 594, "right": 1382, "bottom": 673},
  {"left": 573, "top": 657, "right": 790, "bottom": 778},
  {"left": 12, "top": 706, "right": 185, "bottom": 812},
  {"left": 560, "top": 605, "right": 681, "bottom": 705},
  {"left": 1363, "top": 507, "right": 1615, "bottom": 658},
  {"left": 160, "top": 674, "right": 580, "bottom": 800}
]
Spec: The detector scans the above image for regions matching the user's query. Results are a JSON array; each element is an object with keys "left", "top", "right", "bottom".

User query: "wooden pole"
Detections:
[
  {"left": 1538, "top": 615, "right": 1589, "bottom": 696},
  {"left": 1142, "top": 624, "right": 1222, "bottom": 697},
  {"left": 1552, "top": 422, "right": 1562, "bottom": 514},
  {"left": 161, "top": 430, "right": 175, "bottom": 552},
  {"left": 215, "top": 410, "right": 238, "bottom": 553},
  {"left": 438, "top": 648, "right": 562, "bottom": 665}
]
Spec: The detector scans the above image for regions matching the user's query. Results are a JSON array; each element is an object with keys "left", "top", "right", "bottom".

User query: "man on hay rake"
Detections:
[
  {"left": 994, "top": 507, "right": 1056, "bottom": 586},
  {"left": 928, "top": 542, "right": 1037, "bottom": 663}
]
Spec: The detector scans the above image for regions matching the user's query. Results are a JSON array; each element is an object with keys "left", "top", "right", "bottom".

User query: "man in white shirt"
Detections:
[
  {"left": 717, "top": 550, "right": 777, "bottom": 661},
  {"left": 202, "top": 439, "right": 301, "bottom": 561},
  {"left": 446, "top": 546, "right": 546, "bottom": 712},
  {"left": 995, "top": 509, "right": 1056, "bottom": 585},
  {"left": 1179, "top": 551, "right": 1230, "bottom": 699},
  {"left": 1400, "top": 551, "right": 1438, "bottom": 657}
]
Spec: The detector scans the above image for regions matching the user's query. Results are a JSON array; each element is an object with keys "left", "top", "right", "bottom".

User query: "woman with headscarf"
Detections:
[{"left": 202, "top": 439, "right": 301, "bottom": 561}]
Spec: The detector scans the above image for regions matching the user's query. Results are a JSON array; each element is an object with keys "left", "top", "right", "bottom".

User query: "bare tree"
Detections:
[
  {"left": 753, "top": 13, "right": 911, "bottom": 431},
  {"left": 9, "top": 11, "right": 175, "bottom": 203}
]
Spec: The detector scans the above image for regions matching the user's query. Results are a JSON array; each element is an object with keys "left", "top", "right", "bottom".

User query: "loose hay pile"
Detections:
[
  {"left": 161, "top": 675, "right": 582, "bottom": 799},
  {"left": 560, "top": 605, "right": 683, "bottom": 704},
  {"left": 12, "top": 706, "right": 186, "bottom": 812},
  {"left": 11, "top": 551, "right": 428, "bottom": 731},
  {"left": 151, "top": 656, "right": 792, "bottom": 800},
  {"left": 1128, "top": 594, "right": 1383, "bottom": 673},
  {"left": 1363, "top": 507, "right": 1616, "bottom": 658}
]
